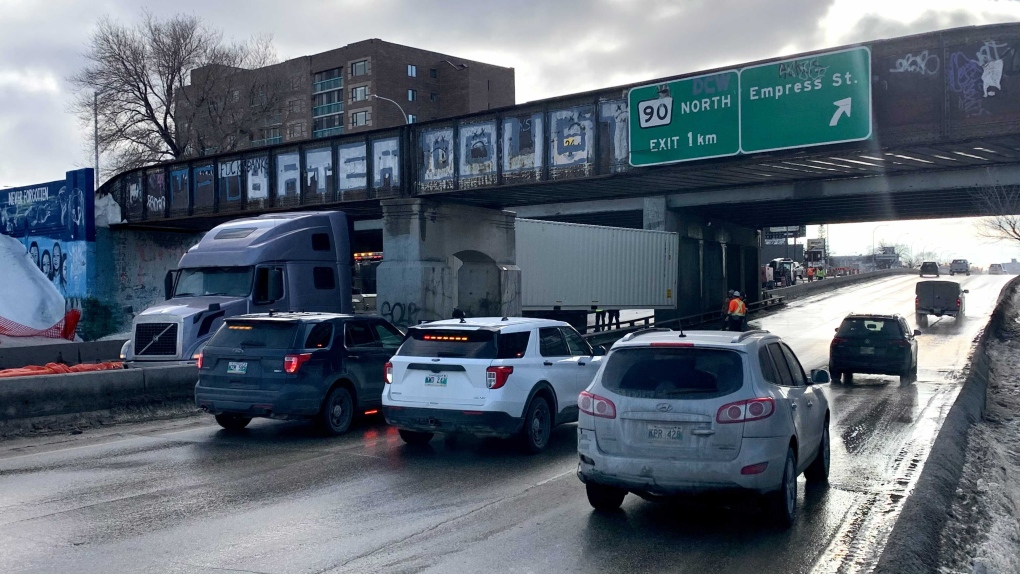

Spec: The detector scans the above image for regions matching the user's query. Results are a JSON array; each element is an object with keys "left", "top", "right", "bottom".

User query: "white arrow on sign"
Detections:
[{"left": 829, "top": 97, "right": 852, "bottom": 127}]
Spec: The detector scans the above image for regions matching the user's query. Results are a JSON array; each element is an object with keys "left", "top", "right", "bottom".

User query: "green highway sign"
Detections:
[
  {"left": 740, "top": 47, "right": 871, "bottom": 153},
  {"left": 627, "top": 47, "right": 873, "bottom": 167},
  {"left": 628, "top": 71, "right": 740, "bottom": 167}
]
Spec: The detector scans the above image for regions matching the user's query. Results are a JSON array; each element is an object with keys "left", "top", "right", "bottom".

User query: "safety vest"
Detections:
[{"left": 728, "top": 298, "right": 746, "bottom": 316}]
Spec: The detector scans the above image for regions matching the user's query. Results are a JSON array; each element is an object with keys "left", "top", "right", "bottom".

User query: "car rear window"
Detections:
[
  {"left": 921, "top": 263, "right": 938, "bottom": 271},
  {"left": 396, "top": 328, "right": 531, "bottom": 359},
  {"left": 209, "top": 321, "right": 299, "bottom": 348},
  {"left": 600, "top": 347, "right": 744, "bottom": 399},
  {"left": 836, "top": 318, "right": 903, "bottom": 339}
]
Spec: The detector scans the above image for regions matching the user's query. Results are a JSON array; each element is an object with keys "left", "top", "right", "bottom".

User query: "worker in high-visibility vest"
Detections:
[{"left": 727, "top": 291, "right": 747, "bottom": 332}]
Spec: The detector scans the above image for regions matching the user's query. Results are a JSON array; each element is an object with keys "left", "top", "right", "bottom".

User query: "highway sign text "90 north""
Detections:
[{"left": 637, "top": 97, "right": 673, "bottom": 129}]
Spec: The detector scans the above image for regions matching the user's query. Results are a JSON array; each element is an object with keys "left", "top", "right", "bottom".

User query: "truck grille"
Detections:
[{"left": 134, "top": 323, "right": 179, "bottom": 356}]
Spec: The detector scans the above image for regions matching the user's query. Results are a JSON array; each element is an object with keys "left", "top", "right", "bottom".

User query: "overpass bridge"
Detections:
[{"left": 95, "top": 23, "right": 1020, "bottom": 323}]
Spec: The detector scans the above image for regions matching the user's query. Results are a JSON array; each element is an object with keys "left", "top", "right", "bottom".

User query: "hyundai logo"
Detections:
[{"left": 656, "top": 403, "right": 672, "bottom": 412}]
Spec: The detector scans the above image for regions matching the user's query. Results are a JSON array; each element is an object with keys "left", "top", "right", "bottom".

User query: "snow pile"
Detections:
[
  {"left": 0, "top": 234, "right": 66, "bottom": 335},
  {"left": 94, "top": 192, "right": 123, "bottom": 228},
  {"left": 939, "top": 323, "right": 1020, "bottom": 573}
]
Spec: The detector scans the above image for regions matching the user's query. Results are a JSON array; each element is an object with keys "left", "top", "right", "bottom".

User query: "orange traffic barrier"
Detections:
[{"left": 0, "top": 361, "right": 123, "bottom": 379}]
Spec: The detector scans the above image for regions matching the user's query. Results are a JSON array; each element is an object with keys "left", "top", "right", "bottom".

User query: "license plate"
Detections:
[
  {"left": 424, "top": 374, "right": 448, "bottom": 387},
  {"left": 860, "top": 347, "right": 874, "bottom": 355},
  {"left": 227, "top": 361, "right": 248, "bottom": 375},
  {"left": 647, "top": 425, "right": 683, "bottom": 442}
]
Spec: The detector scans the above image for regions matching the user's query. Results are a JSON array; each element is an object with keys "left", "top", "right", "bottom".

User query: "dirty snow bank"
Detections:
[{"left": 939, "top": 325, "right": 1020, "bottom": 573}]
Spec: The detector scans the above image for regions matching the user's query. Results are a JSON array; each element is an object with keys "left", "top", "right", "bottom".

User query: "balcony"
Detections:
[
  {"left": 250, "top": 136, "right": 283, "bottom": 147},
  {"left": 312, "top": 127, "right": 344, "bottom": 139},
  {"left": 312, "top": 103, "right": 344, "bottom": 117},
  {"left": 313, "top": 78, "right": 343, "bottom": 94}
]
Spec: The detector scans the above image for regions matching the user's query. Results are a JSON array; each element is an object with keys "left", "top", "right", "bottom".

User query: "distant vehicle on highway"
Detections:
[
  {"left": 949, "top": 259, "right": 970, "bottom": 276},
  {"left": 915, "top": 281, "right": 967, "bottom": 327},
  {"left": 989, "top": 263, "right": 1005, "bottom": 275},
  {"left": 383, "top": 317, "right": 605, "bottom": 452},
  {"left": 195, "top": 312, "right": 404, "bottom": 434},
  {"left": 576, "top": 329, "right": 830, "bottom": 527},
  {"left": 829, "top": 314, "right": 919, "bottom": 384},
  {"left": 919, "top": 261, "right": 940, "bottom": 277}
]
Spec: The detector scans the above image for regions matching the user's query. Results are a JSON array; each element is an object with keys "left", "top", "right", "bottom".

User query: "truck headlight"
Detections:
[{"left": 120, "top": 340, "right": 132, "bottom": 360}]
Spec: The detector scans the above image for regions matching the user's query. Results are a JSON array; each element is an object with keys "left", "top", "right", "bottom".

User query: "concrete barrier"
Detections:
[
  {"left": 766, "top": 268, "right": 915, "bottom": 303},
  {"left": 0, "top": 365, "right": 197, "bottom": 423},
  {"left": 0, "top": 339, "right": 127, "bottom": 370}
]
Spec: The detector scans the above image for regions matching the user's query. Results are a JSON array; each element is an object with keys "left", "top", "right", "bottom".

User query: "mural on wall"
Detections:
[
  {"left": 0, "top": 169, "right": 96, "bottom": 306},
  {"left": 502, "top": 112, "right": 544, "bottom": 182},
  {"left": 946, "top": 37, "right": 1019, "bottom": 119},
  {"left": 193, "top": 164, "right": 215, "bottom": 213},
  {"left": 276, "top": 151, "right": 300, "bottom": 206},
  {"left": 218, "top": 159, "right": 243, "bottom": 212},
  {"left": 337, "top": 142, "right": 368, "bottom": 200},
  {"left": 549, "top": 106, "right": 595, "bottom": 179},
  {"left": 145, "top": 170, "right": 167, "bottom": 218},
  {"left": 305, "top": 147, "right": 333, "bottom": 203},
  {"left": 169, "top": 167, "right": 189, "bottom": 216},
  {"left": 373, "top": 137, "right": 400, "bottom": 193},
  {"left": 599, "top": 100, "right": 630, "bottom": 173},
  {"left": 125, "top": 171, "right": 143, "bottom": 220},
  {"left": 420, "top": 127, "right": 455, "bottom": 192},
  {"left": 246, "top": 156, "right": 269, "bottom": 208},
  {"left": 459, "top": 120, "right": 497, "bottom": 189}
]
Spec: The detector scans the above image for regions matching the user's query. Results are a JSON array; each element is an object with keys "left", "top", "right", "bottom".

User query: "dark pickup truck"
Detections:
[{"left": 915, "top": 280, "right": 968, "bottom": 327}]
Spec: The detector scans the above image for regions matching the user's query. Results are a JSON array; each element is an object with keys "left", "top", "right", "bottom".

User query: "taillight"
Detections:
[
  {"left": 894, "top": 339, "right": 911, "bottom": 348},
  {"left": 579, "top": 391, "right": 617, "bottom": 419},
  {"left": 831, "top": 337, "right": 847, "bottom": 346},
  {"left": 195, "top": 351, "right": 204, "bottom": 369},
  {"left": 485, "top": 366, "right": 513, "bottom": 389},
  {"left": 915, "top": 296, "right": 919, "bottom": 307},
  {"left": 384, "top": 362, "right": 393, "bottom": 384},
  {"left": 283, "top": 353, "right": 312, "bottom": 374},
  {"left": 716, "top": 397, "right": 775, "bottom": 424},
  {"left": 957, "top": 298, "right": 961, "bottom": 307}
]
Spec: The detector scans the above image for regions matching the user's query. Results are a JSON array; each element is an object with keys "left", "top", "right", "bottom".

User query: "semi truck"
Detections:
[
  {"left": 515, "top": 219, "right": 679, "bottom": 330},
  {"left": 121, "top": 211, "right": 352, "bottom": 368}
]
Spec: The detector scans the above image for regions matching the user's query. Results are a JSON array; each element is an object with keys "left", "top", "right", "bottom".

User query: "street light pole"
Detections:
[
  {"left": 871, "top": 223, "right": 889, "bottom": 268},
  {"left": 370, "top": 95, "right": 409, "bottom": 125},
  {"left": 93, "top": 91, "right": 100, "bottom": 182}
]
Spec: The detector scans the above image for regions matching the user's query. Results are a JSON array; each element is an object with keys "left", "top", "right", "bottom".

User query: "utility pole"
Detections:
[{"left": 93, "top": 91, "right": 100, "bottom": 182}]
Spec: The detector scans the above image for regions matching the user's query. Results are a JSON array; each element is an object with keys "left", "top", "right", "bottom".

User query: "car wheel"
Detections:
[
  {"left": 805, "top": 423, "right": 830, "bottom": 484},
  {"left": 519, "top": 395, "right": 552, "bottom": 454},
  {"left": 398, "top": 429, "right": 434, "bottom": 445},
  {"left": 917, "top": 314, "right": 929, "bottom": 328},
  {"left": 767, "top": 447, "right": 798, "bottom": 528},
  {"left": 586, "top": 483, "right": 627, "bottom": 511},
  {"left": 318, "top": 386, "right": 353, "bottom": 436},
  {"left": 215, "top": 414, "right": 251, "bottom": 431},
  {"left": 829, "top": 366, "right": 841, "bottom": 383},
  {"left": 843, "top": 372, "right": 853, "bottom": 384}
]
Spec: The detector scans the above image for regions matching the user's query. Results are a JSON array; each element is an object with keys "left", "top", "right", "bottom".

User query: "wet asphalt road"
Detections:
[{"left": 0, "top": 274, "right": 1011, "bottom": 574}]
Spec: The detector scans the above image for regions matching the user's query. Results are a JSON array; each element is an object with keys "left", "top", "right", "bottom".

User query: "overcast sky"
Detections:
[{"left": 2, "top": 0, "right": 1020, "bottom": 264}]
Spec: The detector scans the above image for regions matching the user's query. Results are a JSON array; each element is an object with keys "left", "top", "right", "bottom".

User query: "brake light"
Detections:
[
  {"left": 716, "top": 397, "right": 775, "bottom": 423},
  {"left": 283, "top": 353, "right": 312, "bottom": 374},
  {"left": 385, "top": 362, "right": 393, "bottom": 384},
  {"left": 957, "top": 298, "right": 961, "bottom": 307},
  {"left": 915, "top": 296, "right": 919, "bottom": 308},
  {"left": 741, "top": 462, "right": 769, "bottom": 475},
  {"left": 486, "top": 366, "right": 513, "bottom": 389},
  {"left": 831, "top": 337, "right": 847, "bottom": 346},
  {"left": 579, "top": 391, "right": 617, "bottom": 419},
  {"left": 649, "top": 342, "right": 695, "bottom": 347},
  {"left": 195, "top": 351, "right": 204, "bottom": 369},
  {"left": 894, "top": 339, "right": 911, "bottom": 348}
]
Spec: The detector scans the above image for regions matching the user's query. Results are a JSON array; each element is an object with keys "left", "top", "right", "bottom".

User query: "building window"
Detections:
[
  {"left": 351, "top": 60, "right": 368, "bottom": 76},
  {"left": 408, "top": 64, "right": 417, "bottom": 77},
  {"left": 407, "top": 114, "right": 417, "bottom": 124},
  {"left": 351, "top": 85, "right": 368, "bottom": 102},
  {"left": 351, "top": 111, "right": 369, "bottom": 127},
  {"left": 408, "top": 89, "right": 417, "bottom": 102},
  {"left": 313, "top": 67, "right": 343, "bottom": 93},
  {"left": 314, "top": 68, "right": 343, "bottom": 82},
  {"left": 264, "top": 112, "right": 282, "bottom": 126},
  {"left": 287, "top": 99, "right": 301, "bottom": 113},
  {"left": 429, "top": 68, "right": 438, "bottom": 79},
  {"left": 430, "top": 93, "right": 439, "bottom": 102},
  {"left": 287, "top": 122, "right": 305, "bottom": 139}
]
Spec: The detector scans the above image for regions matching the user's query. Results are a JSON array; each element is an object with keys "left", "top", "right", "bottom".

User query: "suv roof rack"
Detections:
[
  {"left": 730, "top": 329, "right": 771, "bottom": 344},
  {"left": 620, "top": 327, "right": 672, "bottom": 342}
]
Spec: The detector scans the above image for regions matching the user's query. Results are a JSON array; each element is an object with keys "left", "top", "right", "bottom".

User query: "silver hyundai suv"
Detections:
[{"left": 576, "top": 329, "right": 831, "bottom": 527}]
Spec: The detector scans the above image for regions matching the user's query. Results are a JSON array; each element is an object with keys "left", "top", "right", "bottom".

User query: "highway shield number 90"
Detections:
[{"left": 638, "top": 97, "right": 673, "bottom": 129}]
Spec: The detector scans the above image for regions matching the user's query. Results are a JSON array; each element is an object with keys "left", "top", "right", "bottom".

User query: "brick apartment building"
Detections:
[{"left": 180, "top": 39, "right": 515, "bottom": 154}]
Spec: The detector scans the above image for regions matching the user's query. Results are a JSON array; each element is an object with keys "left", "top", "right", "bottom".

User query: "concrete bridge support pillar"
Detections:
[{"left": 376, "top": 199, "right": 521, "bottom": 329}]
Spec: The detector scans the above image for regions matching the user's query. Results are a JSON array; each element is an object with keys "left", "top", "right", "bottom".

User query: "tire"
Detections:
[
  {"left": 215, "top": 414, "right": 251, "bottom": 431},
  {"left": 899, "top": 358, "right": 913, "bottom": 383},
  {"left": 519, "top": 395, "right": 552, "bottom": 454},
  {"left": 318, "top": 386, "right": 354, "bottom": 436},
  {"left": 843, "top": 372, "right": 854, "bottom": 384},
  {"left": 805, "top": 423, "right": 830, "bottom": 484},
  {"left": 586, "top": 483, "right": 627, "bottom": 511},
  {"left": 767, "top": 447, "right": 798, "bottom": 528},
  {"left": 398, "top": 429, "right": 434, "bottom": 445},
  {"left": 917, "top": 314, "right": 929, "bottom": 328},
  {"left": 829, "top": 366, "right": 841, "bottom": 384}
]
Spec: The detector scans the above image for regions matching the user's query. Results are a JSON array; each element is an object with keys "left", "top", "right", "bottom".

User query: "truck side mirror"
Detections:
[
  {"left": 267, "top": 268, "right": 284, "bottom": 301},
  {"left": 914, "top": 329, "right": 922, "bottom": 336},
  {"left": 255, "top": 267, "right": 285, "bottom": 304},
  {"left": 810, "top": 369, "right": 831, "bottom": 384},
  {"left": 164, "top": 270, "right": 175, "bottom": 300},
  {"left": 963, "top": 289, "right": 970, "bottom": 294}
]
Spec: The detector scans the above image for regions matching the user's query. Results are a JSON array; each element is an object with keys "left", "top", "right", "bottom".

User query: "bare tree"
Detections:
[
  {"left": 69, "top": 12, "right": 286, "bottom": 178},
  {"left": 973, "top": 184, "right": 1020, "bottom": 243}
]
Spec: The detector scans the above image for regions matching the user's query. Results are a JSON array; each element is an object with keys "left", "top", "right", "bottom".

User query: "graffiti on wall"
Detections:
[
  {"left": 218, "top": 160, "right": 243, "bottom": 211},
  {"left": 146, "top": 170, "right": 167, "bottom": 217},
  {"left": 305, "top": 147, "right": 333, "bottom": 202},
  {"left": 599, "top": 100, "right": 629, "bottom": 172},
  {"left": 502, "top": 112, "right": 544, "bottom": 182},
  {"left": 373, "top": 137, "right": 400, "bottom": 192},
  {"left": 459, "top": 121, "right": 497, "bottom": 189},
  {"left": 549, "top": 107, "right": 595, "bottom": 178},
  {"left": 275, "top": 152, "right": 300, "bottom": 203},
  {"left": 889, "top": 50, "right": 941, "bottom": 76},
  {"left": 125, "top": 172, "right": 143, "bottom": 220},
  {"left": 337, "top": 142, "right": 368, "bottom": 199},
  {"left": 169, "top": 167, "right": 189, "bottom": 216},
  {"left": 947, "top": 39, "right": 1015, "bottom": 117},
  {"left": 246, "top": 156, "right": 269, "bottom": 206},
  {"left": 193, "top": 164, "right": 215, "bottom": 212},
  {"left": 420, "top": 127, "right": 455, "bottom": 192}
]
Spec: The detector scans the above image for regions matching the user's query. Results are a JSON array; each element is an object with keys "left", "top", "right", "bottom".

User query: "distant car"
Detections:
[
  {"left": 915, "top": 280, "right": 967, "bottom": 327},
  {"left": 949, "top": 259, "right": 970, "bottom": 276},
  {"left": 829, "top": 314, "right": 919, "bottom": 384},
  {"left": 195, "top": 313, "right": 405, "bottom": 434},
  {"left": 383, "top": 317, "right": 605, "bottom": 452},
  {"left": 576, "top": 329, "right": 831, "bottom": 528},
  {"left": 919, "top": 261, "right": 940, "bottom": 277},
  {"left": 989, "top": 263, "right": 1004, "bottom": 275}
]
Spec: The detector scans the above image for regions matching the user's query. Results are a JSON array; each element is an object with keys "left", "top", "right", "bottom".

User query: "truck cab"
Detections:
[{"left": 122, "top": 211, "right": 353, "bottom": 368}]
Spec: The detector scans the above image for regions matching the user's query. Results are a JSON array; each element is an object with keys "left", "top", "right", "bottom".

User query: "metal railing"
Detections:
[
  {"left": 250, "top": 136, "right": 282, "bottom": 147},
  {"left": 313, "top": 78, "right": 343, "bottom": 93},
  {"left": 312, "top": 127, "right": 344, "bottom": 139},
  {"left": 312, "top": 103, "right": 344, "bottom": 117}
]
